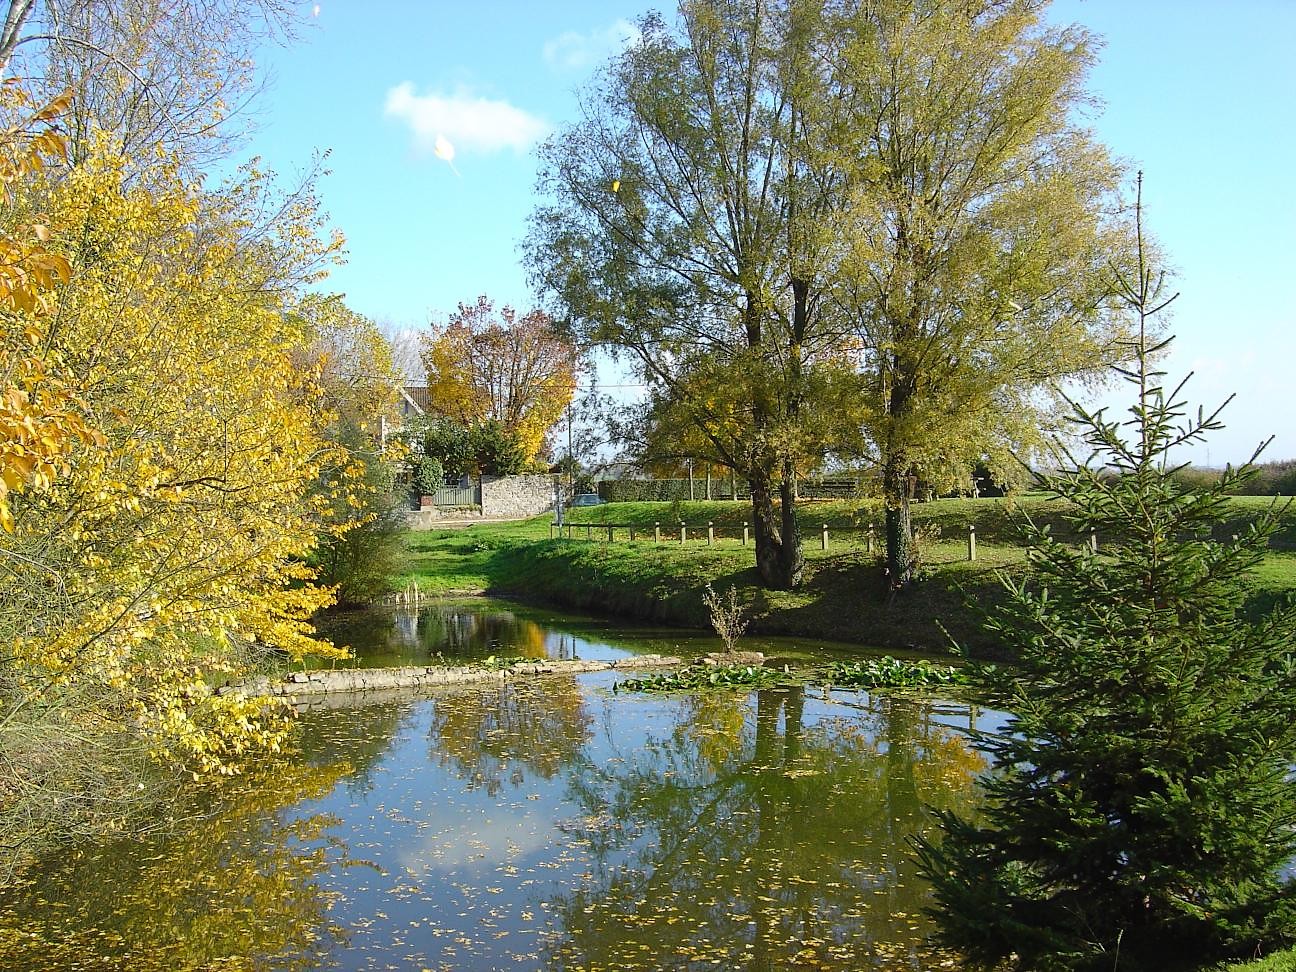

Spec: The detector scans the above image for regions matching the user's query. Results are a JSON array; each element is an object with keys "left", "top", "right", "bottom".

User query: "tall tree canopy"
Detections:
[
  {"left": 530, "top": 0, "right": 1133, "bottom": 593},
  {"left": 823, "top": 0, "right": 1132, "bottom": 589},
  {"left": 2, "top": 143, "right": 346, "bottom": 777},
  {"left": 1, "top": 0, "right": 298, "bottom": 169},
  {"left": 529, "top": 0, "right": 855, "bottom": 590},
  {"left": 421, "top": 295, "right": 578, "bottom": 465}
]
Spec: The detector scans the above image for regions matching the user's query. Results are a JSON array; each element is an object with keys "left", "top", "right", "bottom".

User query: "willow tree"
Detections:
[
  {"left": 822, "top": 0, "right": 1132, "bottom": 590},
  {"left": 528, "top": 0, "right": 851, "bottom": 590}
]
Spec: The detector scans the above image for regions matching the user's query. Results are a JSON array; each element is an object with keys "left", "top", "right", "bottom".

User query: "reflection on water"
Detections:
[
  {"left": 550, "top": 686, "right": 985, "bottom": 969},
  {"left": 431, "top": 677, "right": 591, "bottom": 797},
  {"left": 0, "top": 600, "right": 1002, "bottom": 970},
  {"left": 315, "top": 601, "right": 646, "bottom": 667},
  {"left": 313, "top": 599, "right": 890, "bottom": 670},
  {"left": 0, "top": 753, "right": 365, "bottom": 970}
]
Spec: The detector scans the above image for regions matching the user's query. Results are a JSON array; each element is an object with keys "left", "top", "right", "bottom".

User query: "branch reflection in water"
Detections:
[
  {"left": 0, "top": 600, "right": 999, "bottom": 970},
  {"left": 549, "top": 685, "right": 988, "bottom": 969}
]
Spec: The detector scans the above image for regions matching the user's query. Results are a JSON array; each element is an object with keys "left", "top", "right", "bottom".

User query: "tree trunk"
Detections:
[
  {"left": 782, "top": 686, "right": 805, "bottom": 763},
  {"left": 778, "top": 458, "right": 804, "bottom": 588},
  {"left": 771, "top": 275, "right": 809, "bottom": 590},
  {"left": 884, "top": 455, "right": 917, "bottom": 592},
  {"left": 749, "top": 469, "right": 786, "bottom": 589},
  {"left": 743, "top": 284, "right": 804, "bottom": 590},
  {"left": 0, "top": 0, "right": 35, "bottom": 74}
]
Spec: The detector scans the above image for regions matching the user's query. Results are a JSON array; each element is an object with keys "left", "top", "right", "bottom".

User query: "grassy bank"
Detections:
[
  {"left": 1221, "top": 948, "right": 1296, "bottom": 971},
  {"left": 397, "top": 496, "right": 1296, "bottom": 657}
]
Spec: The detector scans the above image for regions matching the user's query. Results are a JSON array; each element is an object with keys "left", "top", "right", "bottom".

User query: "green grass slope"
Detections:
[{"left": 398, "top": 497, "right": 1296, "bottom": 657}]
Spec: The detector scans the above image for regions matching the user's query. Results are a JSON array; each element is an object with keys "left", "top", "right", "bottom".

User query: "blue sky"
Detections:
[{"left": 245, "top": 1, "right": 1294, "bottom": 465}]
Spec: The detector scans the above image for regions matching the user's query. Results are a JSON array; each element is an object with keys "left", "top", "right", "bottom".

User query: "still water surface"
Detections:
[{"left": 0, "top": 599, "right": 1005, "bottom": 970}]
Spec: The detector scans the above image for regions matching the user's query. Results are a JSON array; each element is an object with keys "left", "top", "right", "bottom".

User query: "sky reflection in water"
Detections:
[{"left": 0, "top": 601, "right": 1005, "bottom": 970}]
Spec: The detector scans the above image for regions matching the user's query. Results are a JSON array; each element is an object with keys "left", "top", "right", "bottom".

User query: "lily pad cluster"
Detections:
[
  {"left": 479, "top": 655, "right": 530, "bottom": 671},
  {"left": 822, "top": 658, "right": 970, "bottom": 689},
  {"left": 614, "top": 657, "right": 967, "bottom": 694},
  {"left": 614, "top": 665, "right": 798, "bottom": 693}
]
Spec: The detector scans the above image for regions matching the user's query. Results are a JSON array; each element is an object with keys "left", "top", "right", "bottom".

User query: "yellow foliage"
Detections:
[
  {"left": 1, "top": 136, "right": 348, "bottom": 777},
  {"left": 294, "top": 294, "right": 401, "bottom": 431},
  {"left": 421, "top": 296, "right": 578, "bottom": 464},
  {"left": 0, "top": 756, "right": 354, "bottom": 968},
  {"left": 0, "top": 81, "right": 100, "bottom": 533}
]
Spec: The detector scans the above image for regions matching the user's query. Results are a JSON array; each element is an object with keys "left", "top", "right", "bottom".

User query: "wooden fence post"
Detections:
[
  {"left": 707, "top": 521, "right": 714, "bottom": 546},
  {"left": 867, "top": 523, "right": 874, "bottom": 555},
  {"left": 679, "top": 522, "right": 687, "bottom": 544},
  {"left": 585, "top": 524, "right": 592, "bottom": 541},
  {"left": 654, "top": 521, "right": 661, "bottom": 544},
  {"left": 821, "top": 523, "right": 829, "bottom": 550},
  {"left": 967, "top": 524, "right": 977, "bottom": 561},
  {"left": 606, "top": 525, "right": 613, "bottom": 542},
  {"left": 630, "top": 525, "right": 636, "bottom": 542},
  {"left": 743, "top": 522, "right": 750, "bottom": 546}
]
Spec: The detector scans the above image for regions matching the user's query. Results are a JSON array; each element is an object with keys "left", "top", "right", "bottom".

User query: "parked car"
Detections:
[{"left": 570, "top": 493, "right": 604, "bottom": 507}]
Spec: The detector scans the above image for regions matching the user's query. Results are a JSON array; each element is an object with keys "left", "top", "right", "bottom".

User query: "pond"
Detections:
[{"left": 0, "top": 599, "right": 1008, "bottom": 970}]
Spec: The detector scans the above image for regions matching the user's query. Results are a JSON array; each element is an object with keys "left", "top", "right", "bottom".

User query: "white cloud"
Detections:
[
  {"left": 399, "top": 810, "right": 551, "bottom": 874},
  {"left": 543, "top": 19, "right": 641, "bottom": 72},
  {"left": 383, "top": 82, "right": 549, "bottom": 156}
]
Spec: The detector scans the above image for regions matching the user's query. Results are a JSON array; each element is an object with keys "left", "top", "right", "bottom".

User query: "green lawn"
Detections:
[
  {"left": 396, "top": 496, "right": 1295, "bottom": 657},
  {"left": 1221, "top": 948, "right": 1296, "bottom": 971},
  {"left": 559, "top": 494, "right": 1296, "bottom": 550}
]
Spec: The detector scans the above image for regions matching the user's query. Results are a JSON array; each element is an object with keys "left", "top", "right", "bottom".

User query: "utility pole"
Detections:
[{"left": 567, "top": 403, "right": 574, "bottom": 478}]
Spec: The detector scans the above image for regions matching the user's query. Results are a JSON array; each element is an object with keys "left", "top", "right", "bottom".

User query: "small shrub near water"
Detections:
[{"left": 701, "top": 583, "right": 749, "bottom": 651}]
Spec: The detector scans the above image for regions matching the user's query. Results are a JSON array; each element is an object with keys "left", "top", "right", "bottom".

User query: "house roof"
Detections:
[{"left": 399, "top": 385, "right": 430, "bottom": 415}]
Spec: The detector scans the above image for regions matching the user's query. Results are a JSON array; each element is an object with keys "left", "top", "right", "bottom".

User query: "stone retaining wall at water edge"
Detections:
[{"left": 218, "top": 655, "right": 684, "bottom": 707}]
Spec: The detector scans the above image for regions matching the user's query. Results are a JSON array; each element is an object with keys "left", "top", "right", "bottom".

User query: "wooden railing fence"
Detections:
[{"left": 549, "top": 519, "right": 1102, "bottom": 562}]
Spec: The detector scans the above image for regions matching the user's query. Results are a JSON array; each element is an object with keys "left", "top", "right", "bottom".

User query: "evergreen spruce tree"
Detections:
[{"left": 919, "top": 178, "right": 1296, "bottom": 970}]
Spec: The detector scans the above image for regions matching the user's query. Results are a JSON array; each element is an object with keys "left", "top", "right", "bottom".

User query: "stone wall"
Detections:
[
  {"left": 218, "top": 655, "right": 683, "bottom": 709},
  {"left": 406, "top": 507, "right": 483, "bottom": 529},
  {"left": 480, "top": 473, "right": 558, "bottom": 519}
]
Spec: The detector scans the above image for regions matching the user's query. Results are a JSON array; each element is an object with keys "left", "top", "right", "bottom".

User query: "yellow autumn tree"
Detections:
[
  {"left": 293, "top": 294, "right": 408, "bottom": 606},
  {"left": 0, "top": 134, "right": 350, "bottom": 868},
  {"left": 421, "top": 295, "right": 579, "bottom": 463}
]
